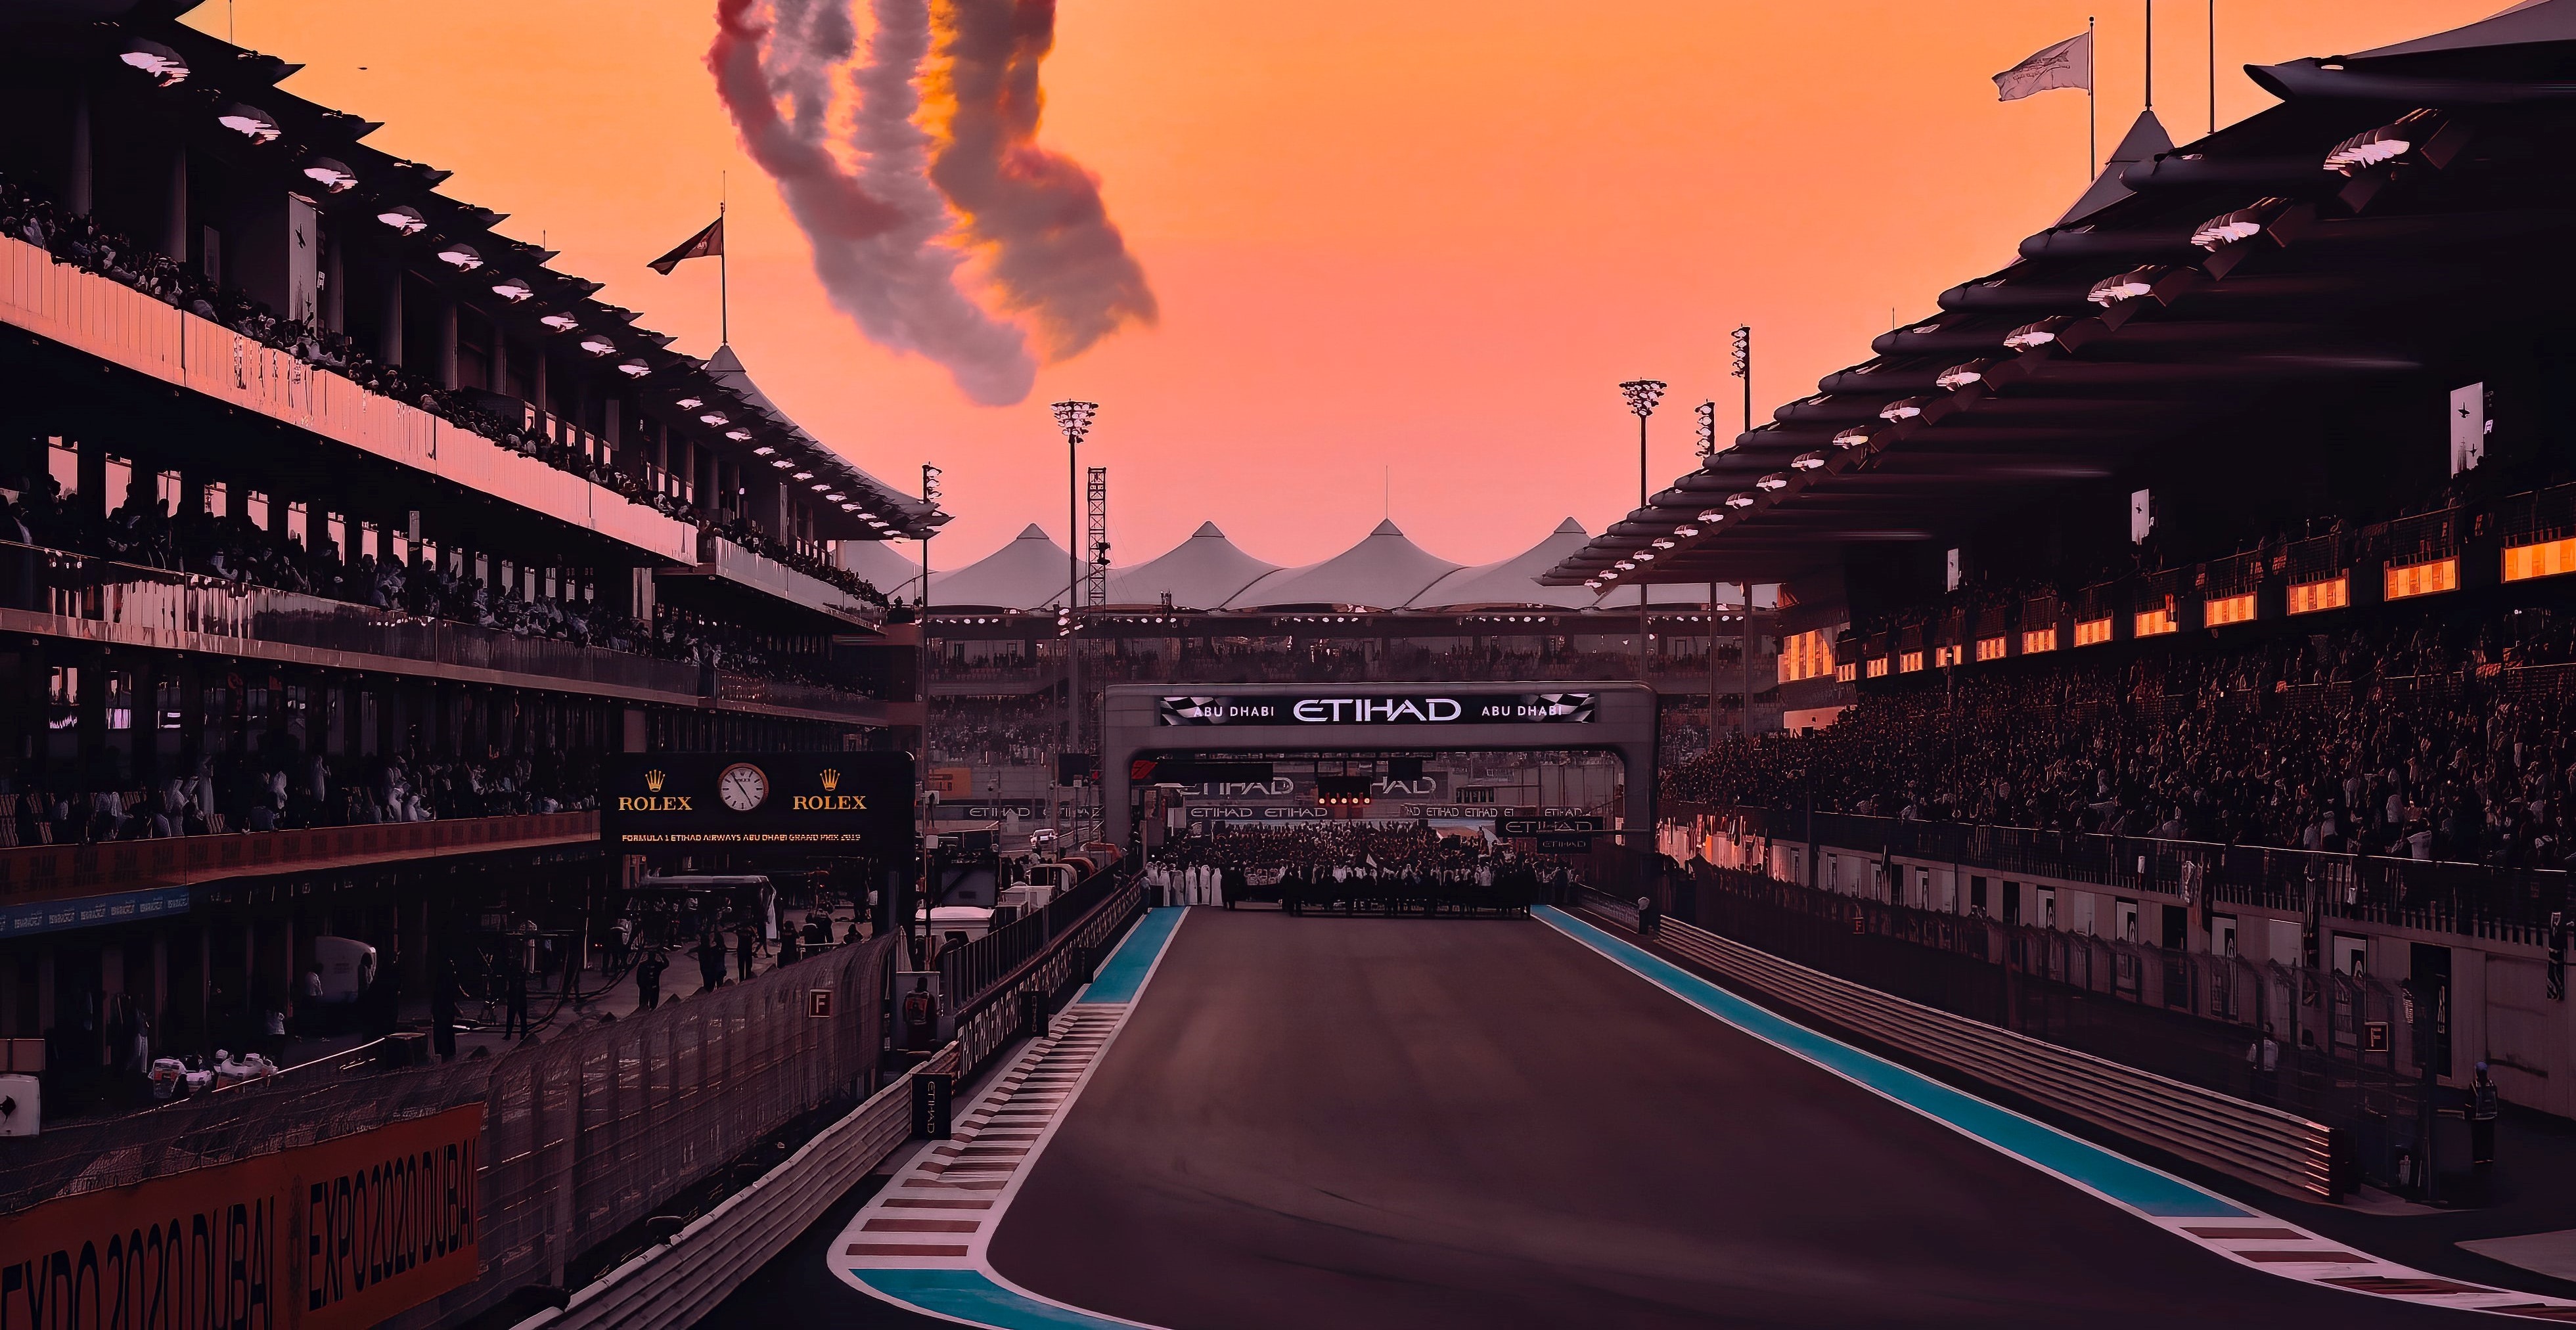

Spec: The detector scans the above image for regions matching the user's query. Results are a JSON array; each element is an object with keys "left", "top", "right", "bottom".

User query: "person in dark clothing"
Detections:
[
  {"left": 734, "top": 925, "right": 757, "bottom": 981},
  {"left": 501, "top": 944, "right": 531, "bottom": 1039},
  {"left": 779, "top": 929, "right": 803, "bottom": 967},
  {"left": 901, "top": 976, "right": 939, "bottom": 1053},
  {"left": 634, "top": 948, "right": 667, "bottom": 1011},
  {"left": 694, "top": 933, "right": 727, "bottom": 994},
  {"left": 2472, "top": 1061, "right": 2500, "bottom": 1166},
  {"left": 1636, "top": 895, "right": 1663, "bottom": 939}
]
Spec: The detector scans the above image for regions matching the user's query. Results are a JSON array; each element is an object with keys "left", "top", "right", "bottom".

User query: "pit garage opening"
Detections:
[{"left": 1099, "top": 682, "right": 1657, "bottom": 853}]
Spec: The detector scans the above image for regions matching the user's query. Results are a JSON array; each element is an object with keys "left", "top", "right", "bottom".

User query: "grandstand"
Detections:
[
  {"left": 0, "top": 3, "right": 929, "bottom": 1134},
  {"left": 1553, "top": 6, "right": 2576, "bottom": 1121}
]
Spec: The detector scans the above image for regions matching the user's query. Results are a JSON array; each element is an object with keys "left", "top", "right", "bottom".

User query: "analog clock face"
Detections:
[{"left": 717, "top": 763, "right": 769, "bottom": 812}]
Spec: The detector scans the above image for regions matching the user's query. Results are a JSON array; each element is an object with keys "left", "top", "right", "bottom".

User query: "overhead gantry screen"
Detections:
[{"left": 1100, "top": 682, "right": 1658, "bottom": 849}]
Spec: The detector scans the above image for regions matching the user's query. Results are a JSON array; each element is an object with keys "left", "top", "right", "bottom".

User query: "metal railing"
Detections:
[
  {"left": 0, "top": 539, "right": 891, "bottom": 714},
  {"left": 1682, "top": 803, "right": 2567, "bottom": 943},
  {"left": 937, "top": 869, "right": 1126, "bottom": 1009},
  {"left": 0, "top": 810, "right": 595, "bottom": 911},
  {"left": 1579, "top": 884, "right": 2346, "bottom": 1198}
]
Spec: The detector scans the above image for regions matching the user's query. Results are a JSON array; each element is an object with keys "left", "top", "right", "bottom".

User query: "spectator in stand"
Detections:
[{"left": 1664, "top": 607, "right": 2576, "bottom": 868}]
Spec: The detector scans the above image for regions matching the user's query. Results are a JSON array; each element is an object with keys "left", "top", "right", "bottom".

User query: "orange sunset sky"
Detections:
[{"left": 198, "top": 1, "right": 2504, "bottom": 571}]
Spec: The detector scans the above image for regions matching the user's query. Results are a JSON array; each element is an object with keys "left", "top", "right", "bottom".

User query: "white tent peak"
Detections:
[
  {"left": 1408, "top": 520, "right": 1601, "bottom": 610},
  {"left": 1227, "top": 521, "right": 1458, "bottom": 610},
  {"left": 1103, "top": 524, "right": 1280, "bottom": 610},
  {"left": 927, "top": 525, "right": 1072, "bottom": 610}
]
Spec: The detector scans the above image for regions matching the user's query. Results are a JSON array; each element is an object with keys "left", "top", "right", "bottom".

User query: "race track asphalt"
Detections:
[{"left": 978, "top": 908, "right": 2485, "bottom": 1329}]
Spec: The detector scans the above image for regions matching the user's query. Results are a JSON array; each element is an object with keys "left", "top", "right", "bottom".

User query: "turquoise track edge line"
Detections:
[
  {"left": 1079, "top": 905, "right": 1183, "bottom": 1006},
  {"left": 1535, "top": 904, "right": 2246, "bottom": 1220},
  {"left": 855, "top": 1269, "right": 1147, "bottom": 1329}
]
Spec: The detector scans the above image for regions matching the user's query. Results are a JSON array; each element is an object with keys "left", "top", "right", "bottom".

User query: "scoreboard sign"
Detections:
[
  {"left": 1157, "top": 693, "right": 1595, "bottom": 726},
  {"left": 602, "top": 753, "right": 912, "bottom": 854}
]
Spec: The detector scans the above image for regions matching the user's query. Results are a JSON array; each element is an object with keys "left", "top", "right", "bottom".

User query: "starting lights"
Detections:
[{"left": 1316, "top": 775, "right": 1374, "bottom": 807}]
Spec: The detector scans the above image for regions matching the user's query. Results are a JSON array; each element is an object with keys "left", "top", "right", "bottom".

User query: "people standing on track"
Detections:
[
  {"left": 635, "top": 945, "right": 667, "bottom": 1011},
  {"left": 695, "top": 931, "right": 728, "bottom": 994},
  {"left": 736, "top": 923, "right": 758, "bottom": 981},
  {"left": 1635, "top": 895, "right": 1662, "bottom": 939}
]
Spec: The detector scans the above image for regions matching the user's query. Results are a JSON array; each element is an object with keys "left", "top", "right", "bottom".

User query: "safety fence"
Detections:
[
  {"left": 1579, "top": 886, "right": 2343, "bottom": 1199},
  {"left": 1684, "top": 802, "right": 2569, "bottom": 943},
  {"left": 1628, "top": 867, "right": 2448, "bottom": 1193},
  {"left": 405, "top": 933, "right": 897, "bottom": 1328},
  {"left": 515, "top": 879, "right": 1150, "bottom": 1330},
  {"left": 937, "top": 867, "right": 1127, "bottom": 1009}
]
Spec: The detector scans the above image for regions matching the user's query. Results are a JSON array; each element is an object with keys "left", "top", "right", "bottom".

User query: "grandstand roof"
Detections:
[
  {"left": 40, "top": 6, "right": 942, "bottom": 544},
  {"left": 1102, "top": 522, "right": 1279, "bottom": 610},
  {"left": 1544, "top": 3, "right": 2576, "bottom": 590},
  {"left": 1410, "top": 518, "right": 1605, "bottom": 611},
  {"left": 1226, "top": 521, "right": 1461, "bottom": 611},
  {"left": 929, "top": 525, "right": 1073, "bottom": 611}
]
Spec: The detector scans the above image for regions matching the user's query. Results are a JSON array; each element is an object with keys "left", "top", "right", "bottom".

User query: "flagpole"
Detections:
[
  {"left": 718, "top": 176, "right": 729, "bottom": 348},
  {"left": 2144, "top": 0, "right": 2154, "bottom": 112},
  {"left": 2089, "top": 16, "right": 2098, "bottom": 175}
]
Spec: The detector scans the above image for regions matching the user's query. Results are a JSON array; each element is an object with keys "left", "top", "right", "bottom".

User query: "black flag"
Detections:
[{"left": 648, "top": 217, "right": 724, "bottom": 275}]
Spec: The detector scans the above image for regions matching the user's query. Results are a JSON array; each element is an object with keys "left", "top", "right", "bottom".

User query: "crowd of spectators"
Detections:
[
  {"left": 0, "top": 176, "right": 888, "bottom": 611},
  {"left": 1666, "top": 608, "right": 2576, "bottom": 870},
  {"left": 928, "top": 696, "right": 1058, "bottom": 766},
  {"left": 1, "top": 746, "right": 600, "bottom": 846},
  {"left": 0, "top": 478, "right": 854, "bottom": 689},
  {"left": 1177, "top": 822, "right": 1535, "bottom": 877}
]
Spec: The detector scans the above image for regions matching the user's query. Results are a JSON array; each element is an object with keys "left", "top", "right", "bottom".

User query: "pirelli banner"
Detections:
[
  {"left": 600, "top": 752, "right": 913, "bottom": 854},
  {"left": 1157, "top": 693, "right": 1595, "bottom": 726},
  {"left": 0, "top": 1103, "right": 482, "bottom": 1330}
]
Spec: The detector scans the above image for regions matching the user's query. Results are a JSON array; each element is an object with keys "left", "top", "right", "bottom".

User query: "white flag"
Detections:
[{"left": 1994, "top": 32, "right": 2091, "bottom": 102}]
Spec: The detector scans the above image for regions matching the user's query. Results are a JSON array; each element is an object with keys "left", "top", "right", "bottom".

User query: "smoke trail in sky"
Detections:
[
  {"left": 928, "top": 0, "right": 1158, "bottom": 360},
  {"left": 710, "top": 0, "right": 1037, "bottom": 405}
]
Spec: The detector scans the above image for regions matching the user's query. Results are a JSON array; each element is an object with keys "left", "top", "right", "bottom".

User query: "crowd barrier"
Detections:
[
  {"left": 518, "top": 1045, "right": 960, "bottom": 1330},
  {"left": 507, "top": 877, "right": 1148, "bottom": 1330},
  {"left": 1579, "top": 888, "right": 2341, "bottom": 1199}
]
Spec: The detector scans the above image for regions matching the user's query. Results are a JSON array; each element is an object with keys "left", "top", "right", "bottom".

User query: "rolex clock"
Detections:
[{"left": 717, "top": 762, "right": 769, "bottom": 812}]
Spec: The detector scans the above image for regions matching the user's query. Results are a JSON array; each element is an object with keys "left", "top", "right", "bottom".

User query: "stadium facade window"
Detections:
[
  {"left": 1974, "top": 636, "right": 2008, "bottom": 662},
  {"left": 2022, "top": 627, "right": 2058, "bottom": 655},
  {"left": 2203, "top": 593, "right": 2257, "bottom": 627},
  {"left": 1897, "top": 650, "right": 1925, "bottom": 673},
  {"left": 104, "top": 672, "right": 133, "bottom": 731},
  {"left": 2135, "top": 598, "right": 2179, "bottom": 637},
  {"left": 1777, "top": 629, "right": 1836, "bottom": 684},
  {"left": 47, "top": 666, "right": 78, "bottom": 730},
  {"left": 2384, "top": 558, "right": 2459, "bottom": 600},
  {"left": 2503, "top": 538, "right": 2576, "bottom": 582},
  {"left": 1864, "top": 657, "right": 1889, "bottom": 678},
  {"left": 1834, "top": 662, "right": 1857, "bottom": 682},
  {"left": 2073, "top": 617, "right": 2113, "bottom": 647},
  {"left": 1932, "top": 645, "right": 1964, "bottom": 667},
  {"left": 47, "top": 438, "right": 76, "bottom": 496},
  {"left": 2286, "top": 575, "right": 2349, "bottom": 615}
]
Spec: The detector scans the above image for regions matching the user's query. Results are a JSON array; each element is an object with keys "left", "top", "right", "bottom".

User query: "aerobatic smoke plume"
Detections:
[
  {"left": 926, "top": 0, "right": 1159, "bottom": 359},
  {"left": 708, "top": 0, "right": 1151, "bottom": 404}
]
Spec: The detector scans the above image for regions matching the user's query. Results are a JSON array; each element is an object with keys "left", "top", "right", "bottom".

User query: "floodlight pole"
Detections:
[
  {"left": 1619, "top": 380, "right": 1666, "bottom": 686},
  {"left": 1050, "top": 401, "right": 1098, "bottom": 847}
]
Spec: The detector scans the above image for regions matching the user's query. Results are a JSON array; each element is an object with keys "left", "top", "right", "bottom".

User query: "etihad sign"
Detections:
[{"left": 1158, "top": 692, "right": 1595, "bottom": 726}]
